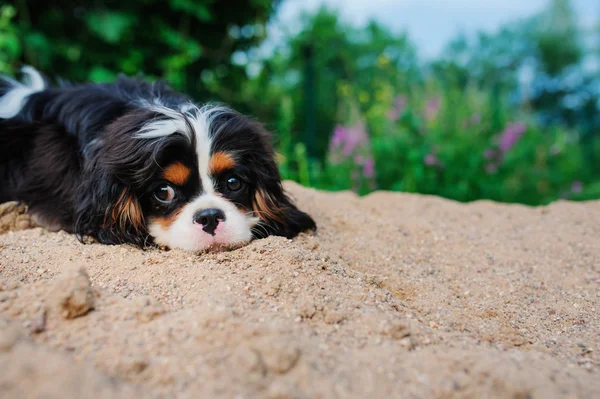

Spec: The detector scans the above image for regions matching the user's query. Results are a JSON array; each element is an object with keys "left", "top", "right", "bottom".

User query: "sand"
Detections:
[{"left": 0, "top": 181, "right": 599, "bottom": 398}]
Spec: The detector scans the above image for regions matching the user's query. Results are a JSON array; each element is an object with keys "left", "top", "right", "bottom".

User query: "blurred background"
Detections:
[{"left": 1, "top": 0, "right": 599, "bottom": 204}]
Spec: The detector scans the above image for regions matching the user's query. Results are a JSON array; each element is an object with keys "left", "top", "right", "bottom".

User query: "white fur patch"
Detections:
[
  {"left": 136, "top": 103, "right": 227, "bottom": 140},
  {"left": 148, "top": 194, "right": 258, "bottom": 251},
  {"left": 0, "top": 66, "right": 45, "bottom": 119}
]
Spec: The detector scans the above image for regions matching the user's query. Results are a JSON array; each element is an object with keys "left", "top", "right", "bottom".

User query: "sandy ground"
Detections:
[{"left": 0, "top": 181, "right": 599, "bottom": 398}]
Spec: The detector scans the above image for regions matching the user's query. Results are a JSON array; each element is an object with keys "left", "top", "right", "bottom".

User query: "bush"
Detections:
[
  {"left": 264, "top": 4, "right": 599, "bottom": 205},
  {"left": 2, "top": 0, "right": 280, "bottom": 106},
  {"left": 291, "top": 81, "right": 590, "bottom": 205}
]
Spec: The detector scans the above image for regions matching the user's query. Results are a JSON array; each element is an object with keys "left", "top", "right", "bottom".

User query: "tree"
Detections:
[
  {"left": 535, "top": 0, "right": 582, "bottom": 75},
  {"left": 248, "top": 7, "right": 418, "bottom": 159}
]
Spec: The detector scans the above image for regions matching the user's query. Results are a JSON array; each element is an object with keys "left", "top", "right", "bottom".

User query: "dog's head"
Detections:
[{"left": 75, "top": 103, "right": 315, "bottom": 250}]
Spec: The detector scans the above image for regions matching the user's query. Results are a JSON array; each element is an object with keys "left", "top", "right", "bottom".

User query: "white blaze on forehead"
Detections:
[
  {"left": 136, "top": 103, "right": 230, "bottom": 194},
  {"left": 0, "top": 66, "right": 45, "bottom": 119},
  {"left": 191, "top": 107, "right": 215, "bottom": 194}
]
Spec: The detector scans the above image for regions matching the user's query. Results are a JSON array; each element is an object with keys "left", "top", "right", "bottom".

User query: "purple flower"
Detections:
[
  {"left": 424, "top": 97, "right": 441, "bottom": 121},
  {"left": 327, "top": 120, "right": 375, "bottom": 191},
  {"left": 463, "top": 113, "right": 482, "bottom": 128},
  {"left": 328, "top": 122, "right": 372, "bottom": 165},
  {"left": 329, "top": 124, "right": 368, "bottom": 157},
  {"left": 498, "top": 122, "right": 527, "bottom": 152},
  {"left": 484, "top": 148, "right": 498, "bottom": 160},
  {"left": 386, "top": 109, "right": 398, "bottom": 121},
  {"left": 395, "top": 95, "right": 408, "bottom": 109},
  {"left": 363, "top": 157, "right": 375, "bottom": 178},
  {"left": 386, "top": 95, "right": 408, "bottom": 121},
  {"left": 330, "top": 125, "right": 348, "bottom": 149},
  {"left": 343, "top": 124, "right": 368, "bottom": 156},
  {"left": 485, "top": 163, "right": 498, "bottom": 174},
  {"left": 571, "top": 181, "right": 583, "bottom": 193},
  {"left": 424, "top": 153, "right": 439, "bottom": 166}
]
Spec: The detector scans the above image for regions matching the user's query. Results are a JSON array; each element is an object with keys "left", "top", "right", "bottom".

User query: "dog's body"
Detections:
[{"left": 0, "top": 68, "right": 315, "bottom": 250}]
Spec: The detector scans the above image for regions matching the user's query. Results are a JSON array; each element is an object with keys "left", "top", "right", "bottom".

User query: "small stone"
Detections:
[
  {"left": 136, "top": 304, "right": 165, "bottom": 322},
  {"left": 381, "top": 320, "right": 411, "bottom": 340},
  {"left": 30, "top": 309, "right": 47, "bottom": 334},
  {"left": 51, "top": 265, "right": 95, "bottom": 319},
  {"left": 296, "top": 298, "right": 316, "bottom": 319},
  {"left": 399, "top": 336, "right": 414, "bottom": 349},
  {"left": 363, "top": 274, "right": 385, "bottom": 288},
  {"left": 134, "top": 296, "right": 166, "bottom": 322},
  {"left": 252, "top": 336, "right": 301, "bottom": 375},
  {"left": 116, "top": 356, "right": 149, "bottom": 375},
  {"left": 324, "top": 309, "right": 346, "bottom": 325}
]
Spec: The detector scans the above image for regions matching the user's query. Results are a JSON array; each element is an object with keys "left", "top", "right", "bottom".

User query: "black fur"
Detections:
[{"left": 210, "top": 112, "right": 316, "bottom": 239}]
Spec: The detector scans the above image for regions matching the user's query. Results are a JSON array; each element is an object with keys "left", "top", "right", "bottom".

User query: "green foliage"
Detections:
[
  {"left": 245, "top": 7, "right": 419, "bottom": 159},
  {"left": 86, "top": 11, "right": 138, "bottom": 44},
  {"left": 0, "top": 5, "right": 20, "bottom": 74},
  {"left": 536, "top": 0, "right": 582, "bottom": 75},
  {"left": 280, "top": 78, "right": 592, "bottom": 204},
  {"left": 370, "top": 93, "right": 588, "bottom": 204},
  {"left": 258, "top": 4, "right": 598, "bottom": 205},
  {"left": 3, "top": 0, "right": 279, "bottom": 103}
]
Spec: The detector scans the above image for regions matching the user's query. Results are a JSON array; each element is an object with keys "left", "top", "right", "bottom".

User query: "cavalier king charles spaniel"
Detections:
[{"left": 0, "top": 67, "right": 316, "bottom": 251}]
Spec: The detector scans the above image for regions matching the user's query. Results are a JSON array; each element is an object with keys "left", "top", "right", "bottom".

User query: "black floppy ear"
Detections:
[
  {"left": 212, "top": 112, "right": 316, "bottom": 238},
  {"left": 73, "top": 172, "right": 148, "bottom": 247},
  {"left": 252, "top": 184, "right": 316, "bottom": 239},
  {"left": 73, "top": 111, "right": 161, "bottom": 247}
]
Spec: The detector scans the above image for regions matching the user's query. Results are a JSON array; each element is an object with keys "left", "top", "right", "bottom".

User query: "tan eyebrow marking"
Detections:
[
  {"left": 162, "top": 162, "right": 191, "bottom": 185},
  {"left": 209, "top": 151, "right": 236, "bottom": 175}
]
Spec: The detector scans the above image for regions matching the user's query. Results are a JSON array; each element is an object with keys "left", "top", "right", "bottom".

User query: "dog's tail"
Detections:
[{"left": 0, "top": 66, "right": 46, "bottom": 119}]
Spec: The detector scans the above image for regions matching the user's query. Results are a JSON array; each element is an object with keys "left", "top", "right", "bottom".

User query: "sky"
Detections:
[{"left": 265, "top": 0, "right": 599, "bottom": 59}]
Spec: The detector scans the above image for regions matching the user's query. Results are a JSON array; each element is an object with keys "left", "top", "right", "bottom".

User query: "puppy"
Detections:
[{"left": 0, "top": 67, "right": 315, "bottom": 251}]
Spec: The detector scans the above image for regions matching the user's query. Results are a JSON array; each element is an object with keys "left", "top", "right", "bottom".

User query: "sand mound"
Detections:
[
  {"left": 0, "top": 201, "right": 34, "bottom": 235},
  {"left": 1, "top": 182, "right": 599, "bottom": 398}
]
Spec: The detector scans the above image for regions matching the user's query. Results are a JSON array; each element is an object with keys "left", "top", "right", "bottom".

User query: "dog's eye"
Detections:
[
  {"left": 226, "top": 176, "right": 243, "bottom": 192},
  {"left": 154, "top": 184, "right": 176, "bottom": 203}
]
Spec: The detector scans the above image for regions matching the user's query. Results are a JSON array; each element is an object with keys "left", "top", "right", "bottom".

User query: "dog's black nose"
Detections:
[{"left": 193, "top": 208, "right": 226, "bottom": 235}]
